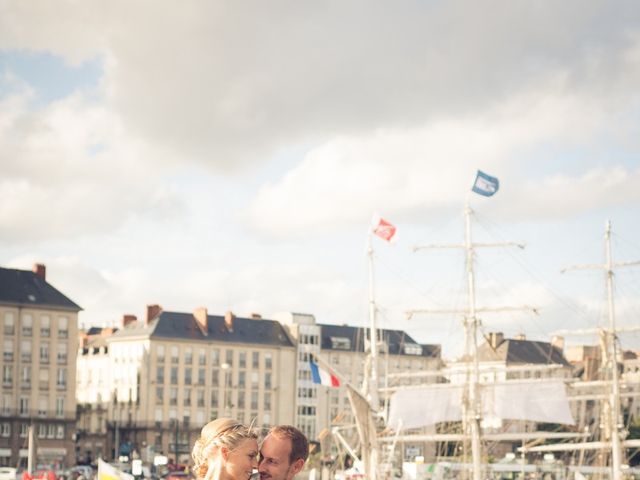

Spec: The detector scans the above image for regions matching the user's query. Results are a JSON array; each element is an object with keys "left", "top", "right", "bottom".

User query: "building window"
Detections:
[
  {"left": 20, "top": 423, "right": 28, "bottom": 438},
  {"left": 56, "top": 368, "right": 67, "bottom": 388},
  {"left": 211, "top": 390, "right": 218, "bottom": 407},
  {"left": 251, "top": 391, "right": 259, "bottom": 410},
  {"left": 57, "top": 343, "right": 67, "bottom": 364},
  {"left": 198, "top": 368, "right": 205, "bottom": 385},
  {"left": 156, "top": 366, "right": 164, "bottom": 384},
  {"left": 264, "top": 392, "right": 271, "bottom": 410},
  {"left": 184, "top": 389, "right": 191, "bottom": 406},
  {"left": 184, "top": 368, "right": 192, "bottom": 385},
  {"left": 1, "top": 395, "right": 12, "bottom": 415},
  {"left": 198, "top": 349, "right": 206, "bottom": 366},
  {"left": 237, "top": 391, "right": 245, "bottom": 409},
  {"left": 211, "top": 369, "right": 219, "bottom": 385},
  {"left": 239, "top": 352, "right": 246, "bottom": 369},
  {"left": 252, "top": 352, "right": 259, "bottom": 369},
  {"left": 170, "top": 388, "right": 178, "bottom": 406},
  {"left": 251, "top": 372, "right": 259, "bottom": 389},
  {"left": 40, "top": 343, "right": 50, "bottom": 364},
  {"left": 265, "top": 353, "right": 272, "bottom": 370},
  {"left": 37, "top": 424, "right": 46, "bottom": 438},
  {"left": 19, "top": 397, "right": 29, "bottom": 416},
  {"left": 185, "top": 347, "right": 193, "bottom": 364},
  {"left": 3, "top": 340, "right": 13, "bottom": 362},
  {"left": 197, "top": 390, "right": 205, "bottom": 407},
  {"left": 170, "top": 367, "right": 178, "bottom": 385},
  {"left": 38, "top": 397, "right": 47, "bottom": 416},
  {"left": 238, "top": 372, "right": 246, "bottom": 388},
  {"left": 22, "top": 314, "right": 33, "bottom": 336},
  {"left": 265, "top": 373, "right": 272, "bottom": 390},
  {"left": 156, "top": 345, "right": 165, "bottom": 363},
  {"left": 3, "top": 366, "right": 12, "bottom": 386},
  {"left": 40, "top": 315, "right": 50, "bottom": 337},
  {"left": 21, "top": 341, "right": 31, "bottom": 363},
  {"left": 57, "top": 316, "right": 68, "bottom": 338},
  {"left": 55, "top": 397, "right": 64, "bottom": 417},
  {"left": 225, "top": 350, "right": 233, "bottom": 366},
  {"left": 3, "top": 313, "right": 14, "bottom": 335},
  {"left": 211, "top": 349, "right": 220, "bottom": 367},
  {"left": 170, "top": 346, "right": 179, "bottom": 364},
  {"left": 156, "top": 387, "right": 164, "bottom": 403},
  {"left": 21, "top": 366, "right": 31, "bottom": 387},
  {"left": 56, "top": 425, "right": 64, "bottom": 439},
  {"left": 47, "top": 424, "right": 55, "bottom": 439},
  {"left": 0, "top": 423, "right": 9, "bottom": 437},
  {"left": 297, "top": 405, "right": 316, "bottom": 416}
]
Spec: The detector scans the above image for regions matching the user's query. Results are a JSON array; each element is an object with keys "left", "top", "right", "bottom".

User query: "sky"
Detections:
[{"left": 1, "top": 1, "right": 640, "bottom": 360}]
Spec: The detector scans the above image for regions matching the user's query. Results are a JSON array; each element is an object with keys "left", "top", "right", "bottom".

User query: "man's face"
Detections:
[{"left": 258, "top": 434, "right": 303, "bottom": 480}]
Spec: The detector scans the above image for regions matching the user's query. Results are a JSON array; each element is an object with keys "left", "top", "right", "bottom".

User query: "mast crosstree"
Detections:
[
  {"left": 407, "top": 200, "right": 535, "bottom": 480},
  {"left": 556, "top": 220, "right": 640, "bottom": 480}
]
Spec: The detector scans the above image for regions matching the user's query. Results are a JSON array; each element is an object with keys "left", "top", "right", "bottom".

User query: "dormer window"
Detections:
[
  {"left": 403, "top": 343, "right": 422, "bottom": 356},
  {"left": 330, "top": 337, "right": 351, "bottom": 350}
]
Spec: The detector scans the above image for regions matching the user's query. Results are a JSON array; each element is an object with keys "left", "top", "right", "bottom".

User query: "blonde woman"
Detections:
[{"left": 192, "top": 418, "right": 259, "bottom": 480}]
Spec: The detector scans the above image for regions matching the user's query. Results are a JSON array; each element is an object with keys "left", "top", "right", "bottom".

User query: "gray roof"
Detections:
[
  {"left": 319, "top": 323, "right": 440, "bottom": 358},
  {"left": 477, "top": 338, "right": 569, "bottom": 366},
  {"left": 111, "top": 310, "right": 295, "bottom": 347},
  {"left": 0, "top": 266, "right": 81, "bottom": 311}
]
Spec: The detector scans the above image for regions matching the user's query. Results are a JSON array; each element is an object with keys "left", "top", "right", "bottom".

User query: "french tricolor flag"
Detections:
[{"left": 309, "top": 360, "right": 340, "bottom": 387}]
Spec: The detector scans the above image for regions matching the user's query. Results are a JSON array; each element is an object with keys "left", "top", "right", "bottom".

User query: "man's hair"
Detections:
[{"left": 268, "top": 425, "right": 309, "bottom": 464}]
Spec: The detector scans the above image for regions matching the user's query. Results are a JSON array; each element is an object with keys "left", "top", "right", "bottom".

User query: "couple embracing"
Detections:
[{"left": 192, "top": 418, "right": 308, "bottom": 480}]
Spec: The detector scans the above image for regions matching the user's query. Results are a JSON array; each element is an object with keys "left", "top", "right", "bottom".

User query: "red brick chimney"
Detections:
[
  {"left": 33, "top": 263, "right": 46, "bottom": 280},
  {"left": 146, "top": 304, "right": 162, "bottom": 325},
  {"left": 224, "top": 311, "right": 235, "bottom": 332},
  {"left": 194, "top": 307, "right": 208, "bottom": 336},
  {"left": 121, "top": 314, "right": 137, "bottom": 328}
]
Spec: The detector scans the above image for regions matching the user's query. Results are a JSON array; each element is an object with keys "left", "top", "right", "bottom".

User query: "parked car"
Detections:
[
  {"left": 69, "top": 467, "right": 94, "bottom": 480},
  {"left": 0, "top": 467, "right": 16, "bottom": 480}
]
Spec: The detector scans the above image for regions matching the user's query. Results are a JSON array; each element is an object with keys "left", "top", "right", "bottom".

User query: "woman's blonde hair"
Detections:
[{"left": 191, "top": 418, "right": 257, "bottom": 479}]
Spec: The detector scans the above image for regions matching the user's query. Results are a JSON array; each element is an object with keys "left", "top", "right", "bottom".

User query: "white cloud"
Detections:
[
  {"left": 2, "top": 1, "right": 640, "bottom": 168},
  {"left": 0, "top": 87, "right": 185, "bottom": 243},
  {"left": 244, "top": 73, "right": 640, "bottom": 238}
]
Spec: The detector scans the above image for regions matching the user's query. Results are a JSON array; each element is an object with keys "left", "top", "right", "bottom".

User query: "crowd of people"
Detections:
[{"left": 191, "top": 419, "right": 309, "bottom": 480}]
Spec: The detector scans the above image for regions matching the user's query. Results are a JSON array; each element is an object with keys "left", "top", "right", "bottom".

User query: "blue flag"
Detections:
[{"left": 471, "top": 170, "right": 499, "bottom": 197}]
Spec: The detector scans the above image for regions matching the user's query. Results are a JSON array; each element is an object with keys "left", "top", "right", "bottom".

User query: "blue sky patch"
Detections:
[{"left": 0, "top": 49, "right": 103, "bottom": 107}]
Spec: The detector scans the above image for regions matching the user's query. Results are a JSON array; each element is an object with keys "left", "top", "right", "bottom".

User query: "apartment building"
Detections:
[
  {"left": 0, "top": 264, "right": 81, "bottom": 468},
  {"left": 275, "top": 312, "right": 442, "bottom": 461},
  {"left": 76, "top": 306, "right": 296, "bottom": 463}
]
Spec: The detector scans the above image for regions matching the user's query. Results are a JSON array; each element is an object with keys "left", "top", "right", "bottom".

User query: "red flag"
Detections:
[{"left": 372, "top": 215, "right": 397, "bottom": 242}]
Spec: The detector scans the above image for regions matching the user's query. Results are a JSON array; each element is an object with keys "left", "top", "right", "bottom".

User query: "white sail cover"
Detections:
[
  {"left": 387, "top": 386, "right": 464, "bottom": 430},
  {"left": 482, "top": 381, "right": 575, "bottom": 426},
  {"left": 387, "top": 381, "right": 574, "bottom": 431}
]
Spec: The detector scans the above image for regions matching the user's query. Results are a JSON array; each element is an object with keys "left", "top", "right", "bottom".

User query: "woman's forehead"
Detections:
[{"left": 237, "top": 437, "right": 259, "bottom": 451}]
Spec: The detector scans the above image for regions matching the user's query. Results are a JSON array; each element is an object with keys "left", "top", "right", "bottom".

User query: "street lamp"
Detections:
[{"left": 221, "top": 363, "right": 231, "bottom": 417}]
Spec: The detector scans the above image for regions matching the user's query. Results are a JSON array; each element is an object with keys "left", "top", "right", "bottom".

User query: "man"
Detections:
[{"left": 258, "top": 425, "right": 309, "bottom": 480}]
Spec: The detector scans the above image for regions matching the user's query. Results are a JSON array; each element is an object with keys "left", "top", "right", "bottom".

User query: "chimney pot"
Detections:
[
  {"left": 122, "top": 314, "right": 137, "bottom": 328},
  {"left": 250, "top": 313, "right": 262, "bottom": 319},
  {"left": 551, "top": 335, "right": 565, "bottom": 351},
  {"left": 224, "top": 311, "right": 235, "bottom": 331},
  {"left": 489, "top": 332, "right": 504, "bottom": 349},
  {"left": 33, "top": 263, "right": 46, "bottom": 280},
  {"left": 146, "top": 304, "right": 162, "bottom": 325},
  {"left": 194, "top": 307, "right": 209, "bottom": 336}
]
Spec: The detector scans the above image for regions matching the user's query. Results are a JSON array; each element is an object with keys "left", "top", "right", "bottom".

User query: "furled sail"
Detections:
[{"left": 387, "top": 381, "right": 574, "bottom": 430}]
